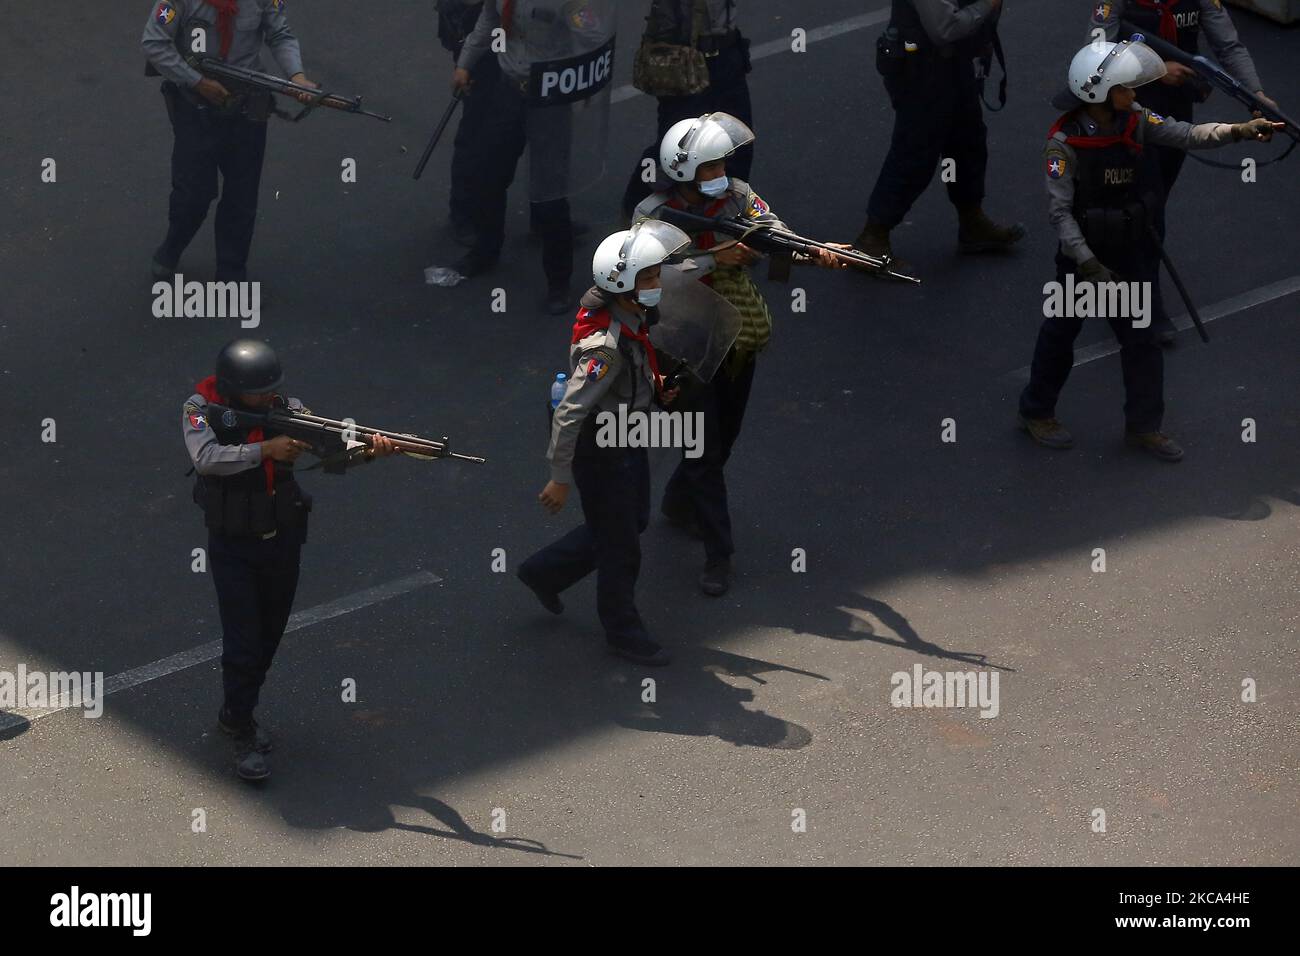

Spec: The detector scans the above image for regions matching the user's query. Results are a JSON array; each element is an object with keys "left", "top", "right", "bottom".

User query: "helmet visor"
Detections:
[
  {"left": 627, "top": 219, "right": 691, "bottom": 264},
  {"left": 681, "top": 111, "right": 756, "bottom": 157},
  {"left": 1113, "top": 41, "right": 1168, "bottom": 90}
]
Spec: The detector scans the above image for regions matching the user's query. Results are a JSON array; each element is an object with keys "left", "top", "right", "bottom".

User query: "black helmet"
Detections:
[{"left": 215, "top": 339, "right": 283, "bottom": 396}]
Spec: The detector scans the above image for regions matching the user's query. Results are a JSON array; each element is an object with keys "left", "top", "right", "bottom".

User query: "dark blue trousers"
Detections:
[
  {"left": 520, "top": 436, "right": 651, "bottom": 644},
  {"left": 209, "top": 530, "right": 301, "bottom": 726},
  {"left": 1019, "top": 252, "right": 1164, "bottom": 433},
  {"left": 866, "top": 54, "right": 987, "bottom": 226},
  {"left": 662, "top": 353, "right": 755, "bottom": 563},
  {"left": 159, "top": 87, "right": 268, "bottom": 281}
]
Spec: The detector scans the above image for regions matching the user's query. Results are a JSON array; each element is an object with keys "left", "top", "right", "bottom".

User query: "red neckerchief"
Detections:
[
  {"left": 204, "top": 0, "right": 240, "bottom": 59},
  {"left": 196, "top": 374, "right": 275, "bottom": 493},
  {"left": 1048, "top": 110, "right": 1143, "bottom": 153},
  {"left": 502, "top": 0, "right": 515, "bottom": 36},
  {"left": 1132, "top": 0, "right": 1179, "bottom": 43},
  {"left": 666, "top": 191, "right": 730, "bottom": 286},
  {"left": 571, "top": 307, "right": 662, "bottom": 396}
]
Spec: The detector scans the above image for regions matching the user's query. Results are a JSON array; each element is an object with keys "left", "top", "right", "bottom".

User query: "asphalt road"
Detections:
[{"left": 1, "top": 0, "right": 1297, "bottom": 866}]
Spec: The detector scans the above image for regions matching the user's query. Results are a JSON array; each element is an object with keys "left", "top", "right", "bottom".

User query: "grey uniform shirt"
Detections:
[
  {"left": 547, "top": 309, "right": 657, "bottom": 484},
  {"left": 633, "top": 178, "right": 787, "bottom": 276},
  {"left": 457, "top": 0, "right": 609, "bottom": 82},
  {"left": 142, "top": 0, "right": 303, "bottom": 90},
  {"left": 1045, "top": 107, "right": 1237, "bottom": 264},
  {"left": 183, "top": 392, "right": 275, "bottom": 476},
  {"left": 911, "top": 0, "right": 999, "bottom": 46},
  {"left": 1090, "top": 0, "right": 1262, "bottom": 94}
]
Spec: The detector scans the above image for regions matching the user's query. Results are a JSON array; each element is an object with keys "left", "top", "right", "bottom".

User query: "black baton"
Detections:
[
  {"left": 1147, "top": 225, "right": 1209, "bottom": 344},
  {"left": 413, "top": 91, "right": 464, "bottom": 181}
]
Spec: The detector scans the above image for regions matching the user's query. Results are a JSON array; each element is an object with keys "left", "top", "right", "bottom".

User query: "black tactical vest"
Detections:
[
  {"left": 1059, "top": 112, "right": 1163, "bottom": 263},
  {"left": 193, "top": 396, "right": 312, "bottom": 539},
  {"left": 890, "top": 0, "right": 994, "bottom": 57}
]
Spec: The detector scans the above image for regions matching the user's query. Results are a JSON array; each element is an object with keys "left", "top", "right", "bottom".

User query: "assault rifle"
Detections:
[
  {"left": 207, "top": 404, "right": 485, "bottom": 473},
  {"left": 656, "top": 207, "right": 921, "bottom": 284},
  {"left": 191, "top": 57, "right": 392, "bottom": 123}
]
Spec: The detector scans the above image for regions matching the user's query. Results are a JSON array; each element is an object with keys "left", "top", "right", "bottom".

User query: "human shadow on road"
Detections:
[
  {"left": 828, "top": 595, "right": 1016, "bottom": 672},
  {"left": 610, "top": 645, "right": 824, "bottom": 749}
]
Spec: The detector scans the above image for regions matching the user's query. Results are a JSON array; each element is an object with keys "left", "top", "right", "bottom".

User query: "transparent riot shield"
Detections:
[
  {"left": 650, "top": 262, "right": 744, "bottom": 384},
  {"left": 524, "top": 0, "right": 617, "bottom": 202}
]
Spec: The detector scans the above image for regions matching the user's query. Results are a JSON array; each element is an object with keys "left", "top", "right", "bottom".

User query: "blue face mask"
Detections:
[
  {"left": 698, "top": 175, "right": 729, "bottom": 197},
  {"left": 637, "top": 287, "right": 663, "bottom": 308}
]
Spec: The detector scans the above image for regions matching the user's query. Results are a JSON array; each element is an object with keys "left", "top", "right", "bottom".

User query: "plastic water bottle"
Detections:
[{"left": 549, "top": 373, "right": 567, "bottom": 428}]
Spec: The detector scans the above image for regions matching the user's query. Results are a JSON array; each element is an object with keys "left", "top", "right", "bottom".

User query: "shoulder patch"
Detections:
[
  {"left": 581, "top": 346, "right": 619, "bottom": 382},
  {"left": 1046, "top": 153, "right": 1068, "bottom": 179},
  {"left": 187, "top": 411, "right": 208, "bottom": 430},
  {"left": 156, "top": 2, "right": 177, "bottom": 26},
  {"left": 1092, "top": 2, "right": 1111, "bottom": 21},
  {"left": 1146, "top": 112, "right": 1165, "bottom": 125},
  {"left": 748, "top": 191, "right": 770, "bottom": 217}
]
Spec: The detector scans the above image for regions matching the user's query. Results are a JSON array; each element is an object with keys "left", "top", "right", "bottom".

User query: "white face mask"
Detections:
[
  {"left": 636, "top": 287, "right": 663, "bottom": 308},
  {"left": 698, "top": 175, "right": 729, "bottom": 197}
]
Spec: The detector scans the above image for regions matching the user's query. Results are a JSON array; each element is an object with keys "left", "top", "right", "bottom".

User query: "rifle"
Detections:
[
  {"left": 413, "top": 91, "right": 464, "bottom": 181},
  {"left": 655, "top": 206, "right": 921, "bottom": 284},
  {"left": 191, "top": 57, "right": 392, "bottom": 123},
  {"left": 207, "top": 404, "right": 485, "bottom": 474},
  {"left": 1123, "top": 25, "right": 1298, "bottom": 149}
]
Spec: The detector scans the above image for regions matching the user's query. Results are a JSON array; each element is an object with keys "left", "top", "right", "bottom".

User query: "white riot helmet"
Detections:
[
  {"left": 659, "top": 112, "right": 755, "bottom": 183},
  {"left": 1065, "top": 39, "right": 1167, "bottom": 105},
  {"left": 593, "top": 220, "right": 691, "bottom": 294}
]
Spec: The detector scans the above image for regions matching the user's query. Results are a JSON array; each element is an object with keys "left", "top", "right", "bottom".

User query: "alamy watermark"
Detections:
[
  {"left": 595, "top": 405, "right": 704, "bottom": 458},
  {"left": 152, "top": 274, "right": 261, "bottom": 328},
  {"left": 890, "top": 663, "right": 999, "bottom": 719},
  {"left": 1043, "top": 275, "right": 1151, "bottom": 328},
  {"left": 0, "top": 665, "right": 104, "bottom": 717}
]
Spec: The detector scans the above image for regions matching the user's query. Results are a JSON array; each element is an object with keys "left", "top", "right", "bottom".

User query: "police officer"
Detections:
[
  {"left": 436, "top": 1, "right": 492, "bottom": 247},
  {"left": 516, "top": 222, "right": 692, "bottom": 666},
  {"left": 1017, "top": 41, "right": 1278, "bottom": 462},
  {"left": 635, "top": 113, "right": 842, "bottom": 596},
  {"left": 142, "top": 1, "right": 318, "bottom": 283},
  {"left": 620, "top": 0, "right": 755, "bottom": 220},
  {"left": 855, "top": 0, "right": 1024, "bottom": 266},
  {"left": 450, "top": 0, "right": 588, "bottom": 314},
  {"left": 1088, "top": 0, "right": 1274, "bottom": 344},
  {"left": 184, "top": 339, "right": 396, "bottom": 780}
]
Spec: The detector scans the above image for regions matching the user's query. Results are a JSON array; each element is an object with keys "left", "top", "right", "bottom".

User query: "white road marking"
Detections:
[
  {"left": 610, "top": 9, "right": 890, "bottom": 105},
  {"left": 0, "top": 571, "right": 441, "bottom": 733},
  {"left": 1002, "top": 275, "right": 1300, "bottom": 383}
]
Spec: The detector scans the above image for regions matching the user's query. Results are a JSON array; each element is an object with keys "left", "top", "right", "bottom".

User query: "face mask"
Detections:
[
  {"left": 698, "top": 175, "right": 729, "bottom": 197},
  {"left": 636, "top": 287, "right": 663, "bottom": 308}
]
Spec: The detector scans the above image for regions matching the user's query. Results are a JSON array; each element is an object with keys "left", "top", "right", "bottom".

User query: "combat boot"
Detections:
[
  {"left": 218, "top": 708, "right": 272, "bottom": 753},
  {"left": 1017, "top": 415, "right": 1074, "bottom": 450},
  {"left": 699, "top": 558, "right": 731, "bottom": 597},
  {"left": 1125, "top": 430, "right": 1184, "bottom": 462},
  {"left": 957, "top": 205, "right": 1027, "bottom": 254},
  {"left": 233, "top": 740, "right": 269, "bottom": 781},
  {"left": 607, "top": 634, "right": 671, "bottom": 667}
]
